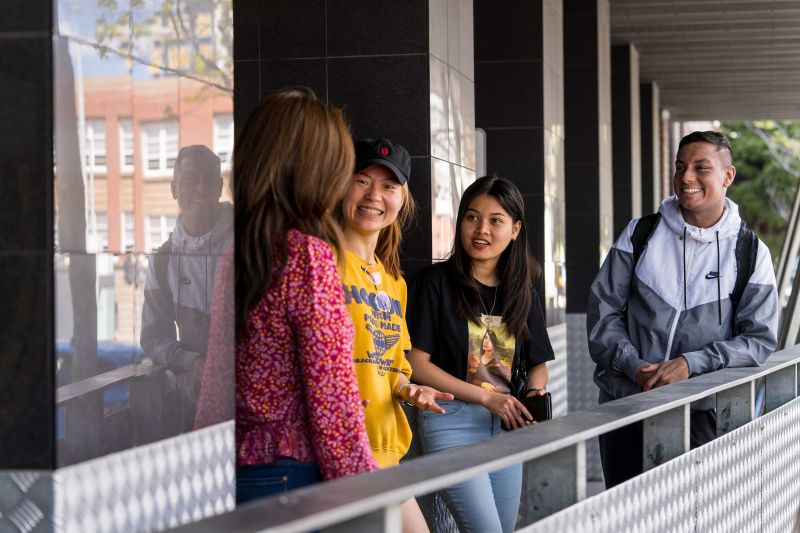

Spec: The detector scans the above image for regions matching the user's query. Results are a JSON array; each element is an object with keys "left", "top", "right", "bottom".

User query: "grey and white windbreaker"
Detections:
[
  {"left": 587, "top": 196, "right": 778, "bottom": 404},
  {"left": 140, "top": 202, "right": 234, "bottom": 374}
]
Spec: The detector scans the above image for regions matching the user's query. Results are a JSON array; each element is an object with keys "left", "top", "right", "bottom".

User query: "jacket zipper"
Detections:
[{"left": 663, "top": 233, "right": 697, "bottom": 359}]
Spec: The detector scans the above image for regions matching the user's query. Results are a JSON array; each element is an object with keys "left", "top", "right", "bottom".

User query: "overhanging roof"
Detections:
[{"left": 610, "top": 0, "right": 800, "bottom": 120}]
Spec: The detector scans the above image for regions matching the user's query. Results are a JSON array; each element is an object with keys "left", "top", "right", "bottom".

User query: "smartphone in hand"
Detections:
[{"left": 521, "top": 392, "right": 552, "bottom": 422}]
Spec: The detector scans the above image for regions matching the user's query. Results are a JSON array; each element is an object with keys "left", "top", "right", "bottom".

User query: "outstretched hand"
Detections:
[{"left": 405, "top": 385, "right": 454, "bottom": 414}]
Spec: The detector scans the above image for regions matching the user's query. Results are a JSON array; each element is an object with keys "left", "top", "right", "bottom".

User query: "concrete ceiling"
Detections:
[{"left": 610, "top": 0, "right": 800, "bottom": 120}]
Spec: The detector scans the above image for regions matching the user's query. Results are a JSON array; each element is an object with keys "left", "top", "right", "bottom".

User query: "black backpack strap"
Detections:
[
  {"left": 631, "top": 213, "right": 661, "bottom": 268},
  {"left": 731, "top": 220, "right": 759, "bottom": 313}
]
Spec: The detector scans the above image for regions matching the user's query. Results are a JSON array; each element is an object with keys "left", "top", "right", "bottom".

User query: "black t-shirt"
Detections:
[{"left": 407, "top": 260, "right": 554, "bottom": 394}]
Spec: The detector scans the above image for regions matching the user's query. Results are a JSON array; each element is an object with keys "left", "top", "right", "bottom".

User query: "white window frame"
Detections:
[
  {"left": 121, "top": 211, "right": 135, "bottom": 252},
  {"left": 87, "top": 211, "right": 109, "bottom": 252},
  {"left": 119, "top": 118, "right": 134, "bottom": 174},
  {"left": 145, "top": 214, "right": 177, "bottom": 251},
  {"left": 85, "top": 118, "right": 107, "bottom": 173},
  {"left": 141, "top": 120, "right": 179, "bottom": 178},
  {"left": 213, "top": 113, "right": 233, "bottom": 169}
]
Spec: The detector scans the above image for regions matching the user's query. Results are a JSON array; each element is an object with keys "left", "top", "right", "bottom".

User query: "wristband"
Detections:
[{"left": 395, "top": 383, "right": 413, "bottom": 403}]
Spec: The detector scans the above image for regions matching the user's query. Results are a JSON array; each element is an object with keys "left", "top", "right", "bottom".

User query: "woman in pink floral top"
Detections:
[{"left": 233, "top": 87, "right": 378, "bottom": 504}]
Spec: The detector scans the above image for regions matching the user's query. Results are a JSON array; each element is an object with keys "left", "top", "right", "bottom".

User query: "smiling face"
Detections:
[
  {"left": 459, "top": 194, "right": 521, "bottom": 269},
  {"left": 341, "top": 164, "right": 404, "bottom": 236},
  {"left": 673, "top": 141, "right": 735, "bottom": 227},
  {"left": 171, "top": 155, "right": 223, "bottom": 229}
]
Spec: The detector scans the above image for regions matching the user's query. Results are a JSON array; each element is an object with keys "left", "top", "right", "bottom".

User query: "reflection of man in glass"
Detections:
[{"left": 140, "top": 145, "right": 233, "bottom": 430}]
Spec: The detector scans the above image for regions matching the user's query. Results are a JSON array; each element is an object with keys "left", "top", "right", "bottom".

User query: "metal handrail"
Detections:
[
  {"left": 173, "top": 346, "right": 800, "bottom": 532},
  {"left": 56, "top": 360, "right": 166, "bottom": 405}
]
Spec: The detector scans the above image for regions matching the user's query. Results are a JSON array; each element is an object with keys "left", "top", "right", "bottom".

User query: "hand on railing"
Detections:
[{"left": 636, "top": 356, "right": 689, "bottom": 391}]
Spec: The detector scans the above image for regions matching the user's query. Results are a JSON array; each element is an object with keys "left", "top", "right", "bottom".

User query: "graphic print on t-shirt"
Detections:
[
  {"left": 342, "top": 279, "right": 404, "bottom": 377},
  {"left": 466, "top": 316, "right": 515, "bottom": 393}
]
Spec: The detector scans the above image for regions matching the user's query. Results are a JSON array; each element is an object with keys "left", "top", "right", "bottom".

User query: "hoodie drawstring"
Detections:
[
  {"left": 683, "top": 226, "right": 687, "bottom": 311},
  {"left": 716, "top": 230, "right": 722, "bottom": 325}
]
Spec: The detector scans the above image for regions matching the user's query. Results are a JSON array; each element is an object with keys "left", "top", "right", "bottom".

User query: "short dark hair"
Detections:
[
  {"left": 678, "top": 131, "right": 733, "bottom": 164},
  {"left": 173, "top": 145, "right": 221, "bottom": 182}
]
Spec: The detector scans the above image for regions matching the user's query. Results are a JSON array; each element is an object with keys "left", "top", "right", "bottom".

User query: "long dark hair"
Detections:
[
  {"left": 448, "top": 176, "right": 541, "bottom": 340},
  {"left": 234, "top": 88, "right": 355, "bottom": 338}
]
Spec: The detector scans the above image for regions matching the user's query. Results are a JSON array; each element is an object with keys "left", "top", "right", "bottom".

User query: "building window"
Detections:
[
  {"left": 145, "top": 214, "right": 177, "bottom": 251},
  {"left": 87, "top": 211, "right": 109, "bottom": 252},
  {"left": 121, "top": 211, "right": 135, "bottom": 252},
  {"left": 213, "top": 113, "right": 233, "bottom": 167},
  {"left": 119, "top": 119, "right": 134, "bottom": 174},
  {"left": 141, "top": 120, "right": 178, "bottom": 178},
  {"left": 85, "top": 118, "right": 107, "bottom": 173}
]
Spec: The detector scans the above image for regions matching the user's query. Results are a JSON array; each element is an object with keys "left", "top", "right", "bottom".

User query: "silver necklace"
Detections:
[{"left": 479, "top": 285, "right": 498, "bottom": 319}]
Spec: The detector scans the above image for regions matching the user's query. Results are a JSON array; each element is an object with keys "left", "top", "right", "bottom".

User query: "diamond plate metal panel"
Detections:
[
  {"left": 566, "top": 313, "right": 603, "bottom": 481},
  {"left": 522, "top": 448, "right": 695, "bottom": 533},
  {"left": 762, "top": 399, "right": 800, "bottom": 533},
  {"left": 54, "top": 421, "right": 234, "bottom": 532},
  {"left": 0, "top": 471, "right": 53, "bottom": 533},
  {"left": 521, "top": 396, "right": 800, "bottom": 533},
  {"left": 694, "top": 414, "right": 762, "bottom": 533},
  {"left": 547, "top": 323, "right": 568, "bottom": 418}
]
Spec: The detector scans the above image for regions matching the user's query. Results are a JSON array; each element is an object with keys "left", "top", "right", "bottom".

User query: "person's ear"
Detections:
[
  {"left": 171, "top": 179, "right": 178, "bottom": 200},
  {"left": 511, "top": 220, "right": 522, "bottom": 241},
  {"left": 723, "top": 165, "right": 736, "bottom": 188}
]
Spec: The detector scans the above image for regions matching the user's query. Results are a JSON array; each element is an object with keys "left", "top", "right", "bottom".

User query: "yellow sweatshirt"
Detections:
[{"left": 340, "top": 250, "right": 412, "bottom": 467}]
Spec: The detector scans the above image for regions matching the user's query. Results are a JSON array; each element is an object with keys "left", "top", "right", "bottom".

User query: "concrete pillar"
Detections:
[
  {"left": 611, "top": 43, "right": 641, "bottom": 236},
  {"left": 640, "top": 82, "right": 662, "bottom": 213},
  {"left": 563, "top": 0, "right": 614, "bottom": 482}
]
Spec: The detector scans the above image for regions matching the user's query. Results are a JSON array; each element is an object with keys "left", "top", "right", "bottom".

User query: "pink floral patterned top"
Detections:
[{"left": 236, "top": 229, "right": 378, "bottom": 479}]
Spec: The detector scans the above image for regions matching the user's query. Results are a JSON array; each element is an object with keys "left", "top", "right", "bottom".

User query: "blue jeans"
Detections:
[
  {"left": 236, "top": 458, "right": 323, "bottom": 505},
  {"left": 420, "top": 400, "right": 522, "bottom": 533}
]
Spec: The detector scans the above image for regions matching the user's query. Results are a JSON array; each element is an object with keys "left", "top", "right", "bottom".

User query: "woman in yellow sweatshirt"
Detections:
[{"left": 338, "top": 138, "right": 452, "bottom": 533}]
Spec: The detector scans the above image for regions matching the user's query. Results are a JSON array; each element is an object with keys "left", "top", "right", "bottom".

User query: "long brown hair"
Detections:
[
  {"left": 234, "top": 88, "right": 355, "bottom": 337},
  {"left": 449, "top": 176, "right": 541, "bottom": 341},
  {"left": 375, "top": 185, "right": 416, "bottom": 279}
]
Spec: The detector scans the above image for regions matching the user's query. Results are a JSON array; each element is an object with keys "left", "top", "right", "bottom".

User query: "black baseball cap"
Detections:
[{"left": 355, "top": 138, "right": 411, "bottom": 185}]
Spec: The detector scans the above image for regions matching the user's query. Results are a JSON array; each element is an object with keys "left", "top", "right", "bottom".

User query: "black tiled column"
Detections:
[
  {"left": 640, "top": 82, "right": 662, "bottom": 213},
  {"left": 233, "top": 0, "right": 431, "bottom": 265},
  {"left": 474, "top": 0, "right": 566, "bottom": 326},
  {"left": 0, "top": 0, "right": 55, "bottom": 469},
  {"left": 611, "top": 43, "right": 641, "bottom": 237},
  {"left": 563, "top": 0, "right": 612, "bottom": 482},
  {"left": 564, "top": 0, "right": 613, "bottom": 314},
  {"left": 235, "top": 0, "right": 477, "bottom": 278}
]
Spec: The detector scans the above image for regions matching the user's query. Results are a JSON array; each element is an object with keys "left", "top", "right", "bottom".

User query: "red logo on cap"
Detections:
[{"left": 380, "top": 147, "right": 390, "bottom": 157}]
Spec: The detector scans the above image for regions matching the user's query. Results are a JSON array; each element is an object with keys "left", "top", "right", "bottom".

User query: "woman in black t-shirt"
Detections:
[{"left": 407, "top": 176, "right": 554, "bottom": 533}]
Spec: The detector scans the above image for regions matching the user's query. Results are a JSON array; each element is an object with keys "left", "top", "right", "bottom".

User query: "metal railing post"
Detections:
[
  {"left": 642, "top": 404, "right": 689, "bottom": 470},
  {"left": 765, "top": 363, "right": 798, "bottom": 413},
  {"left": 716, "top": 381, "right": 754, "bottom": 435},
  {"left": 519, "top": 441, "right": 586, "bottom": 525}
]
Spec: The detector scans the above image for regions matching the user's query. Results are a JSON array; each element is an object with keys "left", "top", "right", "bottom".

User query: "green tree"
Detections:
[{"left": 719, "top": 121, "right": 800, "bottom": 263}]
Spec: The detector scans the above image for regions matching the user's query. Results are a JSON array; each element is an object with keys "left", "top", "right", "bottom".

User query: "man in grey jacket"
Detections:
[
  {"left": 140, "top": 145, "right": 234, "bottom": 431},
  {"left": 587, "top": 131, "right": 778, "bottom": 487}
]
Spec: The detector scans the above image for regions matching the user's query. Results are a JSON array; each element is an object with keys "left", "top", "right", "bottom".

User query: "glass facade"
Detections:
[{"left": 54, "top": 0, "right": 234, "bottom": 467}]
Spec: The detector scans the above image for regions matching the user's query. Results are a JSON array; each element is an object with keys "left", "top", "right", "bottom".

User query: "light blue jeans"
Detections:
[{"left": 420, "top": 400, "right": 522, "bottom": 533}]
